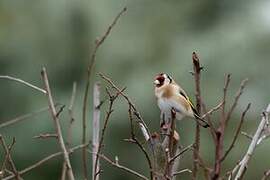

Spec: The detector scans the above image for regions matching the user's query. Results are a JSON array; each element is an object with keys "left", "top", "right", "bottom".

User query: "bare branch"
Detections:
[
  {"left": 212, "top": 75, "right": 248, "bottom": 180},
  {"left": 82, "top": 7, "right": 127, "bottom": 179},
  {"left": 33, "top": 133, "right": 58, "bottom": 139},
  {"left": 221, "top": 74, "right": 231, "bottom": 120},
  {"left": 220, "top": 103, "right": 251, "bottom": 162},
  {"left": 240, "top": 132, "right": 253, "bottom": 140},
  {"left": 261, "top": 169, "right": 270, "bottom": 180},
  {"left": 93, "top": 88, "right": 122, "bottom": 180},
  {"left": 60, "top": 163, "right": 67, "bottom": 180},
  {"left": 227, "top": 160, "right": 242, "bottom": 180},
  {"left": 191, "top": 51, "right": 203, "bottom": 180},
  {"left": 56, "top": 105, "right": 65, "bottom": 118},
  {"left": 0, "top": 75, "right": 46, "bottom": 94},
  {"left": 3, "top": 144, "right": 88, "bottom": 180},
  {"left": 0, "top": 137, "right": 20, "bottom": 180},
  {"left": 202, "top": 103, "right": 217, "bottom": 141},
  {"left": 41, "top": 67, "right": 75, "bottom": 180},
  {"left": 92, "top": 82, "right": 101, "bottom": 180},
  {"left": 99, "top": 73, "right": 152, "bottom": 141},
  {"left": 197, "top": 152, "right": 212, "bottom": 179},
  {"left": 0, "top": 137, "right": 17, "bottom": 179},
  {"left": 234, "top": 104, "right": 270, "bottom": 180},
  {"left": 225, "top": 78, "right": 248, "bottom": 125},
  {"left": 0, "top": 106, "right": 53, "bottom": 129},
  {"left": 61, "top": 82, "right": 77, "bottom": 180},
  {"left": 201, "top": 101, "right": 224, "bottom": 119},
  {"left": 127, "top": 104, "right": 153, "bottom": 179},
  {"left": 173, "top": 169, "right": 192, "bottom": 176},
  {"left": 169, "top": 144, "right": 193, "bottom": 164},
  {"left": 89, "top": 151, "right": 148, "bottom": 180},
  {"left": 67, "top": 82, "right": 77, "bottom": 146}
]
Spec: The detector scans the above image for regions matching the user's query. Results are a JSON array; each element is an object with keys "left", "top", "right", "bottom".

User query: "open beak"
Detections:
[{"left": 154, "top": 80, "right": 160, "bottom": 85}]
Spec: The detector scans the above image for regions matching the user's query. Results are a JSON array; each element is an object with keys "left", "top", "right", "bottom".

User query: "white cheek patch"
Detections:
[{"left": 154, "top": 80, "right": 160, "bottom": 85}]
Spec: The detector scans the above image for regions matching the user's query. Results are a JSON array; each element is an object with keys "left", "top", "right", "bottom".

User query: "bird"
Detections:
[{"left": 154, "top": 73, "right": 209, "bottom": 128}]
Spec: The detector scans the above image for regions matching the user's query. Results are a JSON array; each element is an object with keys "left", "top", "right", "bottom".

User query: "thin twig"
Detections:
[
  {"left": 173, "top": 169, "right": 192, "bottom": 176},
  {"left": 99, "top": 73, "right": 154, "bottom": 179},
  {"left": 220, "top": 103, "right": 251, "bottom": 162},
  {"left": 0, "top": 137, "right": 17, "bottom": 179},
  {"left": 213, "top": 74, "right": 232, "bottom": 180},
  {"left": 0, "top": 75, "right": 46, "bottom": 94},
  {"left": 99, "top": 73, "right": 152, "bottom": 142},
  {"left": 225, "top": 79, "right": 248, "bottom": 125},
  {"left": 240, "top": 132, "right": 253, "bottom": 140},
  {"left": 33, "top": 133, "right": 58, "bottom": 139},
  {"left": 221, "top": 74, "right": 231, "bottom": 121},
  {"left": 61, "top": 82, "right": 77, "bottom": 180},
  {"left": 201, "top": 101, "right": 224, "bottom": 119},
  {"left": 0, "top": 106, "right": 54, "bottom": 129},
  {"left": 227, "top": 160, "right": 242, "bottom": 180},
  {"left": 93, "top": 88, "right": 122, "bottom": 180},
  {"left": 261, "top": 169, "right": 270, "bottom": 180},
  {"left": 68, "top": 82, "right": 77, "bottom": 146},
  {"left": 41, "top": 67, "right": 75, "bottom": 180},
  {"left": 197, "top": 152, "right": 212, "bottom": 179},
  {"left": 3, "top": 144, "right": 88, "bottom": 180},
  {"left": 82, "top": 7, "right": 127, "bottom": 179},
  {"left": 202, "top": 103, "right": 217, "bottom": 141},
  {"left": 127, "top": 104, "right": 153, "bottom": 179},
  {"left": 89, "top": 151, "right": 148, "bottom": 180},
  {"left": 56, "top": 105, "right": 65, "bottom": 118},
  {"left": 0, "top": 137, "right": 21, "bottom": 180},
  {"left": 169, "top": 144, "right": 193, "bottom": 163},
  {"left": 234, "top": 104, "right": 270, "bottom": 179}
]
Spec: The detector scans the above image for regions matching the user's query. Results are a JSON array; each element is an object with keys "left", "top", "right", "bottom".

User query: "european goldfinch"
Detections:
[{"left": 154, "top": 73, "right": 209, "bottom": 128}]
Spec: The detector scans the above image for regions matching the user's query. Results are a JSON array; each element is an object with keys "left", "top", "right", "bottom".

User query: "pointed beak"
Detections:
[{"left": 154, "top": 80, "right": 160, "bottom": 85}]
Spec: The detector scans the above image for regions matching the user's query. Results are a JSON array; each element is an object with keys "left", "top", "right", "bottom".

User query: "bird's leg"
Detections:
[
  {"left": 160, "top": 112, "right": 172, "bottom": 137},
  {"left": 160, "top": 112, "right": 166, "bottom": 128},
  {"left": 171, "top": 108, "right": 176, "bottom": 119}
]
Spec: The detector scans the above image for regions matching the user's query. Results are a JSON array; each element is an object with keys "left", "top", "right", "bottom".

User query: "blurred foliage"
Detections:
[{"left": 1, "top": 0, "right": 270, "bottom": 179}]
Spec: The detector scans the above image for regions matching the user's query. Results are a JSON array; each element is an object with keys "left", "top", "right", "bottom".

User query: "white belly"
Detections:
[{"left": 157, "top": 98, "right": 186, "bottom": 121}]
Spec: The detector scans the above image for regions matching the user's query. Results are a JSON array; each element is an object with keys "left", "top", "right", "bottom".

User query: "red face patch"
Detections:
[{"left": 155, "top": 74, "right": 165, "bottom": 87}]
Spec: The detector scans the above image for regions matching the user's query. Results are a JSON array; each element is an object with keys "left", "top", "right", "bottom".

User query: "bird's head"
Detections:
[{"left": 154, "top": 73, "right": 173, "bottom": 88}]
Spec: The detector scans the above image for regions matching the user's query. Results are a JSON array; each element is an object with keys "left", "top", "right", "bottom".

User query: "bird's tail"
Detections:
[
  {"left": 191, "top": 106, "right": 210, "bottom": 128},
  {"left": 193, "top": 113, "right": 210, "bottom": 128}
]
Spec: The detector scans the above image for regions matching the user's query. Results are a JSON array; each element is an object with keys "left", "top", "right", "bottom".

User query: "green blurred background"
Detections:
[{"left": 1, "top": 0, "right": 270, "bottom": 179}]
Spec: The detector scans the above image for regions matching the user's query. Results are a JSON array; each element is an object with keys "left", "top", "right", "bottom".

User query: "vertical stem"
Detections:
[
  {"left": 92, "top": 83, "right": 101, "bottom": 180},
  {"left": 213, "top": 74, "right": 230, "bottom": 179},
  {"left": 82, "top": 8, "right": 126, "bottom": 179},
  {"left": 41, "top": 68, "right": 75, "bottom": 180},
  {"left": 192, "top": 52, "right": 203, "bottom": 180},
  {"left": 61, "top": 82, "right": 77, "bottom": 180}
]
